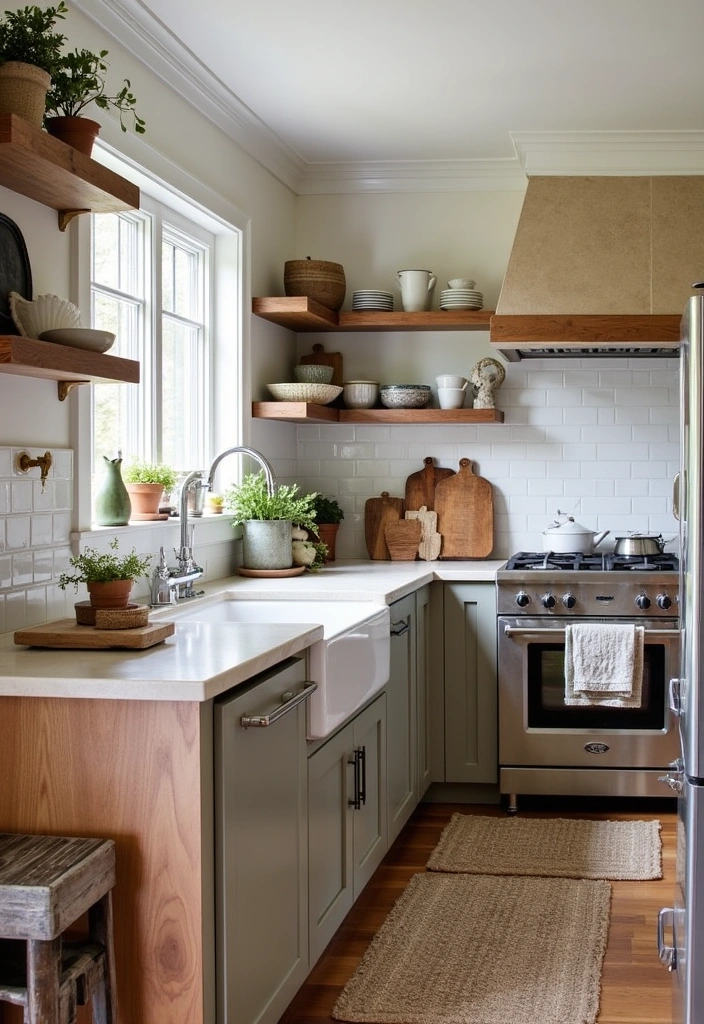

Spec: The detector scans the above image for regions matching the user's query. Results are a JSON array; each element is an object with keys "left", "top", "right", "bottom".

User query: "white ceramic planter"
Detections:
[{"left": 241, "top": 519, "right": 293, "bottom": 569}]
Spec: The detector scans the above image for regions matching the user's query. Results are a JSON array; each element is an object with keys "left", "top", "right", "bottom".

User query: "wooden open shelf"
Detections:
[
  {"left": 252, "top": 296, "right": 494, "bottom": 332},
  {"left": 490, "top": 314, "right": 681, "bottom": 360},
  {"left": 0, "top": 114, "right": 139, "bottom": 230},
  {"left": 0, "top": 335, "right": 140, "bottom": 400},
  {"left": 252, "top": 402, "right": 503, "bottom": 424}
]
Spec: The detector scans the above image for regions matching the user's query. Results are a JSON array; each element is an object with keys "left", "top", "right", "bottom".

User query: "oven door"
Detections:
[{"left": 498, "top": 615, "right": 680, "bottom": 768}]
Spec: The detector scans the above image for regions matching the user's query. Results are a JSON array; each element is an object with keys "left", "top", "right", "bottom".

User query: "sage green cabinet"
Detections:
[
  {"left": 214, "top": 657, "right": 311, "bottom": 1024},
  {"left": 308, "top": 693, "right": 387, "bottom": 966},
  {"left": 415, "top": 584, "right": 432, "bottom": 798},
  {"left": 444, "top": 582, "right": 498, "bottom": 784}
]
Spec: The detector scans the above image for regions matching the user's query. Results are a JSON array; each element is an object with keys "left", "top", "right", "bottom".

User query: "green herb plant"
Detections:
[
  {"left": 311, "top": 494, "right": 344, "bottom": 524},
  {"left": 122, "top": 460, "right": 177, "bottom": 491},
  {"left": 58, "top": 536, "right": 152, "bottom": 590},
  {"left": 45, "top": 46, "right": 145, "bottom": 133},
  {"left": 224, "top": 472, "right": 318, "bottom": 533},
  {"left": 0, "top": 1, "right": 67, "bottom": 72}
]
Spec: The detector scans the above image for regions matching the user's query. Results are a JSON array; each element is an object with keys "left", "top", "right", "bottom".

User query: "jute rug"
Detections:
[
  {"left": 332, "top": 872, "right": 611, "bottom": 1024},
  {"left": 426, "top": 814, "right": 662, "bottom": 880}
]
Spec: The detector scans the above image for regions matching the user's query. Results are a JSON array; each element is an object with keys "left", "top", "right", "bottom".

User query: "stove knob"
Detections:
[
  {"left": 541, "top": 593, "right": 556, "bottom": 609},
  {"left": 635, "top": 593, "right": 651, "bottom": 610},
  {"left": 515, "top": 591, "right": 530, "bottom": 607},
  {"left": 562, "top": 593, "right": 576, "bottom": 609},
  {"left": 657, "top": 594, "right": 672, "bottom": 610}
]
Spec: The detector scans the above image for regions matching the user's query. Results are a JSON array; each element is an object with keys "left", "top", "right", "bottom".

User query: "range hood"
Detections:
[{"left": 490, "top": 175, "right": 704, "bottom": 360}]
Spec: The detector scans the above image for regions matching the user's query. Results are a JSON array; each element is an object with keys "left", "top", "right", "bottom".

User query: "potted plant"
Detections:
[
  {"left": 122, "top": 459, "right": 177, "bottom": 520},
  {"left": 224, "top": 471, "right": 317, "bottom": 570},
  {"left": 44, "top": 45, "right": 146, "bottom": 154},
  {"left": 58, "top": 536, "right": 152, "bottom": 615},
  {"left": 310, "top": 493, "right": 344, "bottom": 562},
  {"left": 0, "top": 1, "right": 67, "bottom": 126}
]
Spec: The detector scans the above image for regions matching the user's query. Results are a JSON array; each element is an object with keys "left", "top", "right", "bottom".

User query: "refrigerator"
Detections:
[{"left": 659, "top": 287, "right": 704, "bottom": 1022}]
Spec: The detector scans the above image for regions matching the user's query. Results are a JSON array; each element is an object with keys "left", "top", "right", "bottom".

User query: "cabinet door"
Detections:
[
  {"left": 308, "top": 722, "right": 354, "bottom": 967},
  {"left": 415, "top": 585, "right": 433, "bottom": 797},
  {"left": 444, "top": 582, "right": 498, "bottom": 784},
  {"left": 215, "top": 658, "right": 311, "bottom": 1024},
  {"left": 352, "top": 694, "right": 388, "bottom": 893},
  {"left": 387, "top": 594, "right": 417, "bottom": 843}
]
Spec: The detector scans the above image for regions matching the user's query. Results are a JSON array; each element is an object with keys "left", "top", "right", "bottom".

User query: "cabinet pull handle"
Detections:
[
  {"left": 240, "top": 681, "right": 317, "bottom": 728},
  {"left": 390, "top": 617, "right": 411, "bottom": 636},
  {"left": 348, "top": 747, "right": 362, "bottom": 809},
  {"left": 673, "top": 472, "right": 680, "bottom": 522},
  {"left": 359, "top": 745, "right": 367, "bottom": 806}
]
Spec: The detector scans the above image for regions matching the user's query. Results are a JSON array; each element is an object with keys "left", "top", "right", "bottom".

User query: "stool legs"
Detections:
[
  {"left": 88, "top": 892, "right": 117, "bottom": 1024},
  {"left": 26, "top": 937, "right": 61, "bottom": 1024}
]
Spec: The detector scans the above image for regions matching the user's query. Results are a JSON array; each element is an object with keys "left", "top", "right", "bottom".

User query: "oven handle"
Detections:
[{"left": 503, "top": 626, "right": 678, "bottom": 639}]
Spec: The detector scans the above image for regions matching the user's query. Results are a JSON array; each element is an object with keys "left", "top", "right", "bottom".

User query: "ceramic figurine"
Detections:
[{"left": 469, "top": 357, "right": 506, "bottom": 409}]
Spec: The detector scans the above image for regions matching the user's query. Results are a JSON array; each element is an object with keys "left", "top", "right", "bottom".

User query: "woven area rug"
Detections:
[
  {"left": 426, "top": 814, "right": 662, "bottom": 880},
  {"left": 332, "top": 872, "right": 611, "bottom": 1024}
]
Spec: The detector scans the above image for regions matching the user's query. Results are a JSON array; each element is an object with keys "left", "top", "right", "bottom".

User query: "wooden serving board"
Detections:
[
  {"left": 384, "top": 519, "right": 422, "bottom": 561},
  {"left": 14, "top": 619, "right": 176, "bottom": 650},
  {"left": 364, "top": 491, "right": 404, "bottom": 560},
  {"left": 300, "top": 343, "right": 343, "bottom": 387},
  {"left": 404, "top": 456, "right": 455, "bottom": 511},
  {"left": 434, "top": 458, "right": 494, "bottom": 559}
]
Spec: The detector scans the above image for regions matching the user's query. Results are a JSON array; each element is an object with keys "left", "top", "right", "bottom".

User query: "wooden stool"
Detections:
[{"left": 0, "top": 833, "right": 117, "bottom": 1024}]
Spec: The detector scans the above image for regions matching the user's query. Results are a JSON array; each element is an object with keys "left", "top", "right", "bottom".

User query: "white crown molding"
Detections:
[
  {"left": 297, "top": 159, "right": 527, "bottom": 194},
  {"left": 513, "top": 131, "right": 704, "bottom": 176}
]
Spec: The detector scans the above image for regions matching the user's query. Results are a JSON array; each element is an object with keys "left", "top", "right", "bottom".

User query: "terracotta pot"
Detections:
[
  {"left": 313, "top": 523, "right": 340, "bottom": 562},
  {"left": 126, "top": 482, "right": 165, "bottom": 519},
  {"left": 45, "top": 116, "right": 101, "bottom": 156},
  {"left": 0, "top": 62, "right": 50, "bottom": 127},
  {"left": 86, "top": 579, "right": 134, "bottom": 610}
]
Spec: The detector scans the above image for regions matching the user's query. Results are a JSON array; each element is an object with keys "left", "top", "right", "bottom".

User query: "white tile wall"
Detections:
[{"left": 296, "top": 357, "right": 681, "bottom": 561}]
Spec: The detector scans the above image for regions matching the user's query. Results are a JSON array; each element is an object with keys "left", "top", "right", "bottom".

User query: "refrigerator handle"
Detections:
[
  {"left": 657, "top": 907, "right": 677, "bottom": 970},
  {"left": 669, "top": 677, "right": 684, "bottom": 717},
  {"left": 673, "top": 472, "right": 680, "bottom": 522}
]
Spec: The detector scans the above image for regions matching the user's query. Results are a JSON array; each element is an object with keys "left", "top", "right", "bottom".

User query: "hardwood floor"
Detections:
[{"left": 280, "top": 797, "right": 677, "bottom": 1024}]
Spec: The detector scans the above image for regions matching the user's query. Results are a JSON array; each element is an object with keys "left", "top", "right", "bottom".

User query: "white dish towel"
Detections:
[{"left": 564, "top": 623, "right": 644, "bottom": 708}]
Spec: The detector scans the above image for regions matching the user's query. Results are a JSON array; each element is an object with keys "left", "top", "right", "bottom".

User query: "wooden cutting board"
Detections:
[
  {"left": 384, "top": 519, "right": 422, "bottom": 561},
  {"left": 434, "top": 458, "right": 494, "bottom": 559},
  {"left": 364, "top": 491, "right": 404, "bottom": 560},
  {"left": 300, "top": 343, "right": 343, "bottom": 387},
  {"left": 14, "top": 619, "right": 176, "bottom": 649},
  {"left": 404, "top": 456, "right": 455, "bottom": 511}
]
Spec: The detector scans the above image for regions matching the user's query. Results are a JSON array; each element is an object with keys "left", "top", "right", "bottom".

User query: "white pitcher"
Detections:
[{"left": 395, "top": 269, "right": 437, "bottom": 312}]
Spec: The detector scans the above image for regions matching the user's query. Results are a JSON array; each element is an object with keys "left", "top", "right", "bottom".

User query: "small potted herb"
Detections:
[
  {"left": 58, "top": 536, "right": 152, "bottom": 616},
  {"left": 224, "top": 472, "right": 318, "bottom": 570},
  {"left": 310, "top": 493, "right": 344, "bottom": 562},
  {"left": 123, "top": 460, "right": 177, "bottom": 519},
  {"left": 45, "top": 45, "right": 145, "bottom": 154},
  {"left": 0, "top": 1, "right": 67, "bottom": 126}
]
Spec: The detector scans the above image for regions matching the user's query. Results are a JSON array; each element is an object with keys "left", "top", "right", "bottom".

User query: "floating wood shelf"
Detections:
[
  {"left": 490, "top": 314, "right": 681, "bottom": 360},
  {"left": 0, "top": 335, "right": 140, "bottom": 400},
  {"left": 252, "top": 402, "right": 503, "bottom": 424},
  {"left": 252, "top": 296, "right": 494, "bottom": 332},
  {"left": 0, "top": 114, "right": 139, "bottom": 230}
]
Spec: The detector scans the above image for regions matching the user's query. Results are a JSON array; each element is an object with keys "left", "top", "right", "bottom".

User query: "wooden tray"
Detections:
[{"left": 14, "top": 619, "right": 175, "bottom": 649}]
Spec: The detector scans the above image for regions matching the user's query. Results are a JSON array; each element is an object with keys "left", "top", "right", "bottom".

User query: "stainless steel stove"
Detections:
[{"left": 496, "top": 550, "right": 680, "bottom": 811}]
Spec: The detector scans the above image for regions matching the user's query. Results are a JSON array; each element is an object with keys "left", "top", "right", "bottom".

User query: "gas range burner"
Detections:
[{"left": 505, "top": 550, "right": 679, "bottom": 573}]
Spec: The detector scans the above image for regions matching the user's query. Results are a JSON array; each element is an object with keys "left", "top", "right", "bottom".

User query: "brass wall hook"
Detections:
[{"left": 16, "top": 450, "right": 53, "bottom": 490}]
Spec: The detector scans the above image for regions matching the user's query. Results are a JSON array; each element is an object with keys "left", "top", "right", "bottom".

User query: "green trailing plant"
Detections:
[
  {"left": 311, "top": 493, "right": 344, "bottom": 524},
  {"left": 45, "top": 45, "right": 145, "bottom": 133},
  {"left": 0, "top": 1, "right": 67, "bottom": 72},
  {"left": 224, "top": 472, "right": 318, "bottom": 533},
  {"left": 122, "top": 459, "right": 177, "bottom": 492},
  {"left": 58, "top": 536, "right": 152, "bottom": 590}
]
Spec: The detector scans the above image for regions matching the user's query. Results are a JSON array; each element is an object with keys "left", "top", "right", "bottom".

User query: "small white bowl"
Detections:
[
  {"left": 447, "top": 278, "right": 476, "bottom": 289},
  {"left": 343, "top": 381, "right": 379, "bottom": 409},
  {"left": 436, "top": 374, "right": 467, "bottom": 389},
  {"left": 293, "top": 363, "right": 334, "bottom": 384},
  {"left": 438, "top": 387, "right": 467, "bottom": 410}
]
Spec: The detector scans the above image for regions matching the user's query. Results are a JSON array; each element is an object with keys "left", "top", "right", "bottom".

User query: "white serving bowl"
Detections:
[
  {"left": 267, "top": 382, "right": 342, "bottom": 404},
  {"left": 39, "top": 328, "right": 116, "bottom": 353},
  {"left": 447, "top": 278, "right": 476, "bottom": 289},
  {"left": 343, "top": 380, "right": 379, "bottom": 409}
]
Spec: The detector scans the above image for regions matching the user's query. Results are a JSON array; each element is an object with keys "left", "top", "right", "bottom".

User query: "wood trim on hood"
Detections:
[{"left": 490, "top": 313, "right": 681, "bottom": 361}]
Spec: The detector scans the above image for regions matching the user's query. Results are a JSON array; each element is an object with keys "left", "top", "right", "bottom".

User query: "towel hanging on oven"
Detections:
[{"left": 564, "top": 623, "right": 644, "bottom": 708}]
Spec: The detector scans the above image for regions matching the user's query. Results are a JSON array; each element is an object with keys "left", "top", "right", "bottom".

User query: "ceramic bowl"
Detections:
[
  {"left": 343, "top": 381, "right": 379, "bottom": 408},
  {"left": 267, "top": 382, "right": 343, "bottom": 404},
  {"left": 379, "top": 384, "right": 431, "bottom": 409},
  {"left": 447, "top": 278, "right": 476, "bottom": 289},
  {"left": 436, "top": 374, "right": 467, "bottom": 389},
  {"left": 39, "top": 328, "right": 116, "bottom": 353},
  {"left": 293, "top": 363, "right": 334, "bottom": 384},
  {"left": 437, "top": 387, "right": 467, "bottom": 410}
]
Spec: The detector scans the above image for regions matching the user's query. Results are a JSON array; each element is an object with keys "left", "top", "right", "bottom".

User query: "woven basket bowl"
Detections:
[
  {"left": 283, "top": 259, "right": 346, "bottom": 311},
  {"left": 0, "top": 62, "right": 51, "bottom": 127}
]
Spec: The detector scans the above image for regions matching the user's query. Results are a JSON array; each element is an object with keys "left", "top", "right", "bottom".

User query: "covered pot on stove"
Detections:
[{"left": 541, "top": 515, "right": 610, "bottom": 554}]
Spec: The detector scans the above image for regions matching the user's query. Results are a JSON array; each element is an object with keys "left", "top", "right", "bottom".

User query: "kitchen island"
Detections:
[{"left": 0, "top": 559, "right": 503, "bottom": 1024}]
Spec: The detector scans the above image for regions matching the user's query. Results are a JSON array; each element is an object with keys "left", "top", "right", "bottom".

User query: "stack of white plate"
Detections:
[
  {"left": 352, "top": 290, "right": 394, "bottom": 311},
  {"left": 439, "top": 289, "right": 483, "bottom": 311}
]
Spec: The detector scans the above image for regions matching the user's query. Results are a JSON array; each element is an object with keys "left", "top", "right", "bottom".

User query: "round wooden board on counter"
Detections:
[{"left": 237, "top": 566, "right": 306, "bottom": 578}]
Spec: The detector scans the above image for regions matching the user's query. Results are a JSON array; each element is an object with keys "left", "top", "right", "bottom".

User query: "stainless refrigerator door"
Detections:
[{"left": 678, "top": 294, "right": 704, "bottom": 776}]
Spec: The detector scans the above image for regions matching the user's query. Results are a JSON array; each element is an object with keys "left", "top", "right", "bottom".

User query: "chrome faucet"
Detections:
[{"left": 150, "top": 447, "right": 276, "bottom": 606}]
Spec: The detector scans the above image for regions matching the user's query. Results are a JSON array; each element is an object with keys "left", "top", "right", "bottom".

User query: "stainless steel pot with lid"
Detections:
[{"left": 613, "top": 533, "right": 666, "bottom": 556}]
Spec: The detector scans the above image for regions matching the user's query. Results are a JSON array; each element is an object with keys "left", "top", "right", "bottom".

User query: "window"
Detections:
[{"left": 90, "top": 197, "right": 213, "bottom": 475}]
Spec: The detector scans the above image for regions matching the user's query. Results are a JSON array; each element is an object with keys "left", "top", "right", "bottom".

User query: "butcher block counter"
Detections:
[{"left": 0, "top": 559, "right": 503, "bottom": 1024}]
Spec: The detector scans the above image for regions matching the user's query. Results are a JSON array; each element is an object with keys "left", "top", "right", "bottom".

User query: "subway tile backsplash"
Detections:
[
  {"left": 0, "top": 446, "right": 74, "bottom": 632},
  {"left": 297, "top": 357, "right": 681, "bottom": 561}
]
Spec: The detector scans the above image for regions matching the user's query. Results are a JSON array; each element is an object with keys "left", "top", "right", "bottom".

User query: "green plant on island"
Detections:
[
  {"left": 311, "top": 493, "right": 344, "bottom": 524},
  {"left": 0, "top": 1, "right": 67, "bottom": 73},
  {"left": 224, "top": 472, "right": 318, "bottom": 533},
  {"left": 45, "top": 45, "right": 145, "bottom": 133},
  {"left": 122, "top": 460, "right": 177, "bottom": 492},
  {"left": 58, "top": 536, "right": 152, "bottom": 590}
]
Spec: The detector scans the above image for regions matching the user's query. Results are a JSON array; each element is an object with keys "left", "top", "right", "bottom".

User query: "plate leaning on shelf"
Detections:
[{"left": 267, "top": 382, "right": 343, "bottom": 404}]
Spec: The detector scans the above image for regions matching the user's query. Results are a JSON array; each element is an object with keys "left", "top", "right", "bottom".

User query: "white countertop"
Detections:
[{"left": 0, "top": 559, "right": 503, "bottom": 702}]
